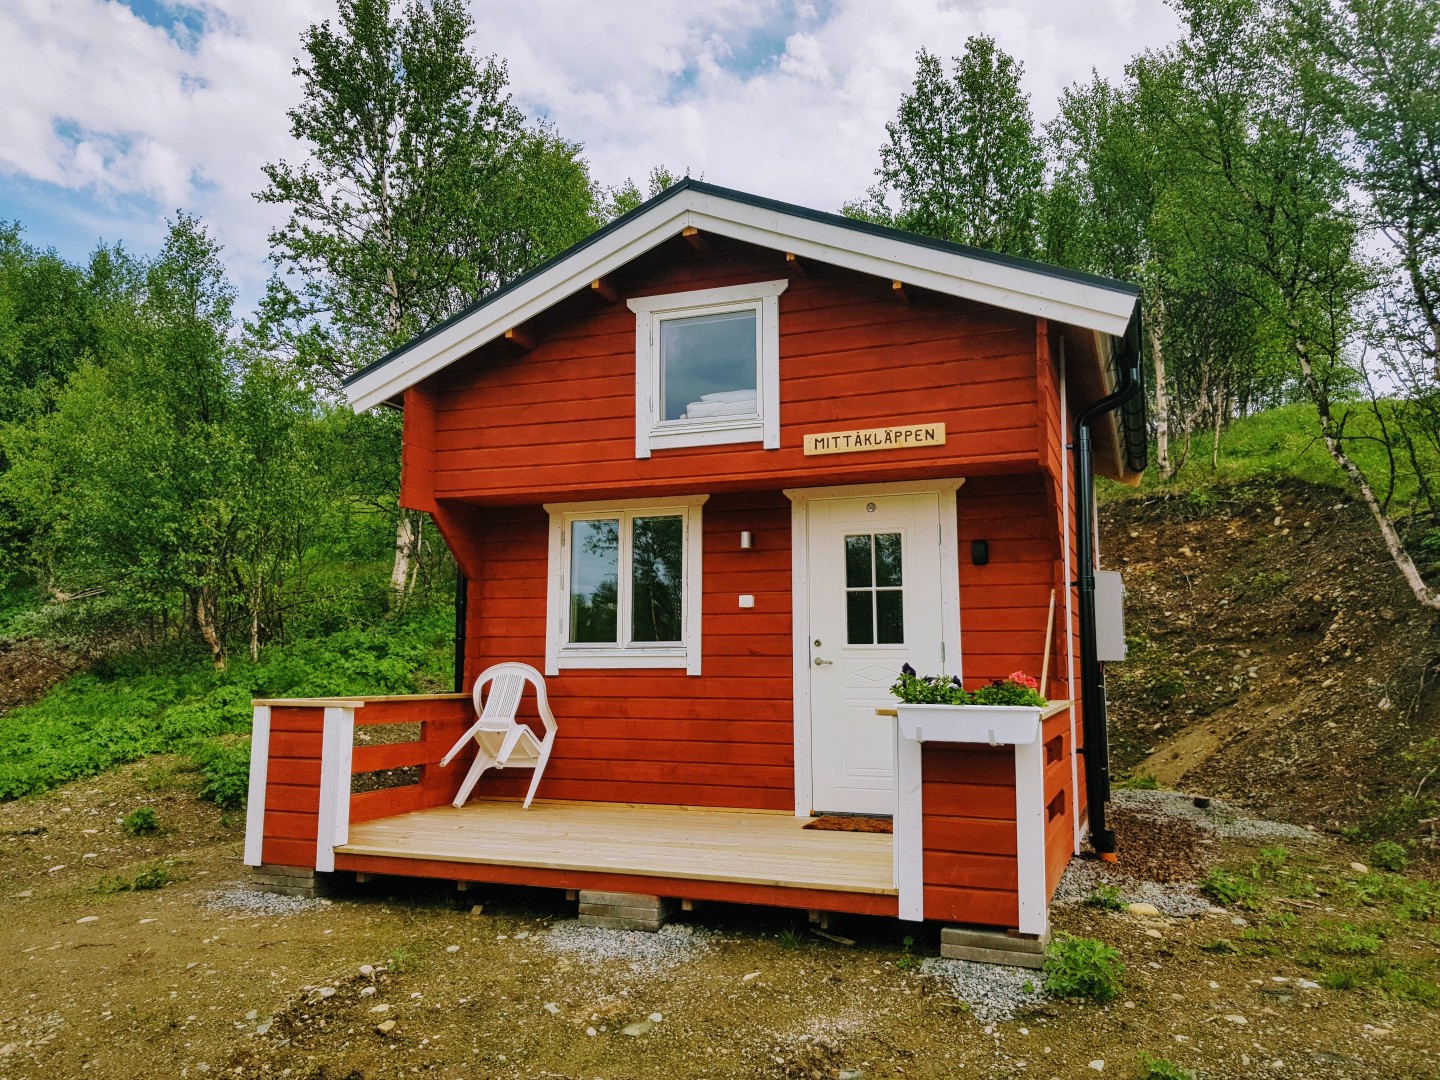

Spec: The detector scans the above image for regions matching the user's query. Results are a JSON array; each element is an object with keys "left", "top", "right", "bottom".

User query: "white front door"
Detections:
[{"left": 806, "top": 492, "right": 945, "bottom": 815}]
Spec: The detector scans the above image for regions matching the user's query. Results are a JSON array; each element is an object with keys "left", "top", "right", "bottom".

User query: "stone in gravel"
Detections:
[
  {"left": 1225, "top": 1014, "right": 1248, "bottom": 1025},
  {"left": 1128, "top": 902, "right": 1160, "bottom": 917},
  {"left": 76, "top": 915, "right": 98, "bottom": 924},
  {"left": 0, "top": 1044, "right": 15, "bottom": 1056},
  {"left": 12, "top": 891, "right": 32, "bottom": 899},
  {"left": 1231, "top": 916, "right": 1248, "bottom": 926},
  {"left": 839, "top": 1072, "right": 863, "bottom": 1080},
  {"left": 139, "top": 918, "right": 155, "bottom": 924},
  {"left": 621, "top": 1020, "right": 654, "bottom": 1037},
  {"left": 648, "top": 1012, "right": 662, "bottom": 1022},
  {"left": 469, "top": 904, "right": 484, "bottom": 915},
  {"left": 585, "top": 1027, "right": 597, "bottom": 1037},
  {"left": 359, "top": 964, "right": 374, "bottom": 976},
  {"left": 376, "top": 1019, "right": 396, "bottom": 1034},
  {"left": 1349, "top": 862, "right": 1368, "bottom": 874},
  {"left": 1088, "top": 1060, "right": 1105, "bottom": 1071},
  {"left": 244, "top": 1010, "right": 258, "bottom": 1021},
  {"left": 544, "top": 1002, "right": 560, "bottom": 1015},
  {"left": 359, "top": 986, "right": 376, "bottom": 997},
  {"left": 742, "top": 971, "right": 761, "bottom": 982},
  {"left": 1144, "top": 929, "right": 1162, "bottom": 939},
  {"left": 370, "top": 1004, "right": 391, "bottom": 1013},
  {"left": 445, "top": 945, "right": 460, "bottom": 953},
  {"left": 255, "top": 1022, "right": 271, "bottom": 1036},
  {"left": 315, "top": 987, "right": 336, "bottom": 999},
  {"left": 544, "top": 920, "right": 714, "bottom": 977}
]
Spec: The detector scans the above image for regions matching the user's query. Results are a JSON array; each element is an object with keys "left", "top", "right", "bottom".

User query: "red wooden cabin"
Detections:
[{"left": 245, "top": 182, "right": 1146, "bottom": 947}]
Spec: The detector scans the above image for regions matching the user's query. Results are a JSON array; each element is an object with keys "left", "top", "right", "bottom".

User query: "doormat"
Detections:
[{"left": 803, "top": 815, "right": 893, "bottom": 834}]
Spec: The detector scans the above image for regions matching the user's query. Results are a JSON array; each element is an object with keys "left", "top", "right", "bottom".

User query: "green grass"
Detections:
[
  {"left": 1100, "top": 401, "right": 1438, "bottom": 517},
  {"left": 0, "top": 604, "right": 454, "bottom": 801}
]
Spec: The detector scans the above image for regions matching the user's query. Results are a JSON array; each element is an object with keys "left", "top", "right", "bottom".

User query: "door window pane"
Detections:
[
  {"left": 631, "top": 515, "right": 684, "bottom": 642},
  {"left": 845, "top": 534, "right": 873, "bottom": 589},
  {"left": 660, "top": 309, "right": 757, "bottom": 422},
  {"left": 875, "top": 532, "right": 903, "bottom": 587},
  {"left": 876, "top": 589, "right": 905, "bottom": 644},
  {"left": 846, "top": 591, "right": 874, "bottom": 645},
  {"left": 569, "top": 519, "right": 619, "bottom": 642}
]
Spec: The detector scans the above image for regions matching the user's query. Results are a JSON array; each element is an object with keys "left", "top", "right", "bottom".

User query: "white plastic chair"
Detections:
[{"left": 439, "top": 662, "right": 558, "bottom": 809}]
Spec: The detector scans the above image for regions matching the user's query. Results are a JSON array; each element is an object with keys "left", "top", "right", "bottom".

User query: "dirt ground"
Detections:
[
  {"left": 2, "top": 758, "right": 1438, "bottom": 1080},
  {"left": 1101, "top": 479, "right": 1440, "bottom": 837}
]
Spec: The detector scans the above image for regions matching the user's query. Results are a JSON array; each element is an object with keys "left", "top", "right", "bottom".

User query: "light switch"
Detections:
[{"left": 738, "top": 594, "right": 755, "bottom": 609}]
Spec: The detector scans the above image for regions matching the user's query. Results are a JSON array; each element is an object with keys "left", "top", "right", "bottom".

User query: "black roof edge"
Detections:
[{"left": 343, "top": 177, "right": 1143, "bottom": 393}]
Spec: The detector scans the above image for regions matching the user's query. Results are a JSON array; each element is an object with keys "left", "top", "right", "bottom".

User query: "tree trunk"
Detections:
[
  {"left": 390, "top": 512, "right": 414, "bottom": 600},
  {"left": 196, "top": 586, "right": 226, "bottom": 670},
  {"left": 1211, "top": 395, "right": 1223, "bottom": 471},
  {"left": 1149, "top": 291, "right": 1172, "bottom": 479},
  {"left": 1290, "top": 322, "right": 1440, "bottom": 610}
]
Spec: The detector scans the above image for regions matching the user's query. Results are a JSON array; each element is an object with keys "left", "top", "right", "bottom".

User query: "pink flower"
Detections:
[{"left": 1008, "top": 671, "right": 1039, "bottom": 690}]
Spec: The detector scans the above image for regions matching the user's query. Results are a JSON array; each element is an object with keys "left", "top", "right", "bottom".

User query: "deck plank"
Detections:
[{"left": 335, "top": 801, "right": 896, "bottom": 895}]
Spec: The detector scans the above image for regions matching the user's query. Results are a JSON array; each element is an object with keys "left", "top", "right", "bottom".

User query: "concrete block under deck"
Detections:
[
  {"left": 250, "top": 864, "right": 336, "bottom": 899},
  {"left": 940, "top": 925, "right": 1051, "bottom": 969},
  {"left": 578, "top": 890, "right": 675, "bottom": 932}
]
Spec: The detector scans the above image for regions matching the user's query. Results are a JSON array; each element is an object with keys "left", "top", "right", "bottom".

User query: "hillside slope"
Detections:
[{"left": 1102, "top": 478, "right": 1440, "bottom": 840}]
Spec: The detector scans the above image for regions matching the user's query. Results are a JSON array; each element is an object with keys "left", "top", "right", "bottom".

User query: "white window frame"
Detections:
[
  {"left": 544, "top": 495, "right": 708, "bottom": 675},
  {"left": 628, "top": 279, "right": 788, "bottom": 458}
]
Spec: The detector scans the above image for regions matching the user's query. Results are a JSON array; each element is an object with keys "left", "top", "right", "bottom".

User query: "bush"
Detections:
[
  {"left": 1042, "top": 934, "right": 1124, "bottom": 1003},
  {"left": 121, "top": 807, "right": 160, "bottom": 836},
  {"left": 1082, "top": 884, "right": 1127, "bottom": 911},
  {"left": 1371, "top": 840, "right": 1408, "bottom": 873},
  {"left": 1200, "top": 868, "right": 1259, "bottom": 908},
  {"left": 1137, "top": 1053, "right": 1197, "bottom": 1080},
  {"left": 193, "top": 737, "right": 250, "bottom": 811},
  {"left": 97, "top": 861, "right": 174, "bottom": 892}
]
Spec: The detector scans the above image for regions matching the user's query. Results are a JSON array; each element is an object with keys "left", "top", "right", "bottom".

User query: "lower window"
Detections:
[{"left": 544, "top": 496, "right": 707, "bottom": 674}]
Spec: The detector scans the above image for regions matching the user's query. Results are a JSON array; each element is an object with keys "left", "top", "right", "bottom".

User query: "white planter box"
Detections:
[{"left": 894, "top": 703, "right": 1042, "bottom": 746}]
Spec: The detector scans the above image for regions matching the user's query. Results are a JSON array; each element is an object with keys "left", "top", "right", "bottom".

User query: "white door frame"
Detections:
[{"left": 783, "top": 478, "right": 965, "bottom": 818}]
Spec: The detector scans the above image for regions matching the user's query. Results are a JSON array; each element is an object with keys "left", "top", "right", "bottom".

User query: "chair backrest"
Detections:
[{"left": 471, "top": 662, "right": 558, "bottom": 738}]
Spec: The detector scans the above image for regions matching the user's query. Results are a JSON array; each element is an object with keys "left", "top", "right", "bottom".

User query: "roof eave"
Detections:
[{"left": 344, "top": 184, "right": 1140, "bottom": 413}]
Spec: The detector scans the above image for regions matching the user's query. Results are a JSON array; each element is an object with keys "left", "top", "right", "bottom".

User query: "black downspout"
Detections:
[
  {"left": 1073, "top": 318, "right": 1142, "bottom": 856},
  {"left": 453, "top": 569, "right": 468, "bottom": 693}
]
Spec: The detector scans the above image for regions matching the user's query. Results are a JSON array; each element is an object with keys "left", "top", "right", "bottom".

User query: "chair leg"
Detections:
[
  {"left": 452, "top": 750, "right": 497, "bottom": 808},
  {"left": 521, "top": 744, "right": 554, "bottom": 809},
  {"left": 440, "top": 721, "right": 489, "bottom": 767}
]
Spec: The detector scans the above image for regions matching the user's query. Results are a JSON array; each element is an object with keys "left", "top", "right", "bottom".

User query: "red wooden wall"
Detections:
[
  {"left": 259, "top": 705, "right": 323, "bottom": 868},
  {"left": 401, "top": 236, "right": 1044, "bottom": 509},
  {"left": 458, "top": 491, "right": 796, "bottom": 810}
]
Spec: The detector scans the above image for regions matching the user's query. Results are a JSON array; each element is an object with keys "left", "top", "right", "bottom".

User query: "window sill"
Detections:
[
  {"left": 552, "top": 649, "right": 694, "bottom": 672},
  {"left": 646, "top": 419, "right": 766, "bottom": 452}
]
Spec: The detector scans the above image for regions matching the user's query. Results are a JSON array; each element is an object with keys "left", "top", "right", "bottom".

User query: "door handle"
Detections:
[{"left": 813, "top": 657, "right": 833, "bottom": 666}]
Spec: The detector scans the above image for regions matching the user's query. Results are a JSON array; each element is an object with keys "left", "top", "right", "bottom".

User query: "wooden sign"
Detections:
[{"left": 803, "top": 423, "right": 946, "bottom": 456}]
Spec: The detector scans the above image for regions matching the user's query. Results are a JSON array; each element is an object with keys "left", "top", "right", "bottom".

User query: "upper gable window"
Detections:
[{"left": 628, "top": 279, "right": 788, "bottom": 458}]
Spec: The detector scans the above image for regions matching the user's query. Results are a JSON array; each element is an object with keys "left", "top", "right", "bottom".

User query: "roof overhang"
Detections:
[{"left": 343, "top": 181, "right": 1142, "bottom": 412}]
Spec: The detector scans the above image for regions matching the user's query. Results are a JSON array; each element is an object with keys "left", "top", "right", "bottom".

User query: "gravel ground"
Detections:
[
  {"left": 542, "top": 919, "right": 715, "bottom": 976},
  {"left": 1052, "top": 858, "right": 1211, "bottom": 917},
  {"left": 917, "top": 957, "right": 1047, "bottom": 1022},
  {"left": 203, "top": 887, "right": 331, "bottom": 916},
  {"left": 1113, "top": 789, "right": 1318, "bottom": 842}
]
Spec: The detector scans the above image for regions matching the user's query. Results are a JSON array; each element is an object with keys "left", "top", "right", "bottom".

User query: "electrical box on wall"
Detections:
[{"left": 1095, "top": 570, "right": 1127, "bottom": 662}]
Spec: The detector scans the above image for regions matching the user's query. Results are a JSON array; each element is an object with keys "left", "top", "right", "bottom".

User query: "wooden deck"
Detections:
[{"left": 334, "top": 800, "right": 895, "bottom": 896}]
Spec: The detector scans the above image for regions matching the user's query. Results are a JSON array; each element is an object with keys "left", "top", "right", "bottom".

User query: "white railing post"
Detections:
[
  {"left": 315, "top": 706, "right": 356, "bottom": 873},
  {"left": 243, "top": 705, "right": 272, "bottom": 867}
]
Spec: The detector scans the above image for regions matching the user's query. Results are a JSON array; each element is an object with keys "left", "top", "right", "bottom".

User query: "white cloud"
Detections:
[{"left": 0, "top": 0, "right": 1181, "bottom": 310}]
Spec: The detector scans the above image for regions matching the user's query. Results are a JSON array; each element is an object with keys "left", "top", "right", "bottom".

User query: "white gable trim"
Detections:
[{"left": 345, "top": 188, "right": 1138, "bottom": 412}]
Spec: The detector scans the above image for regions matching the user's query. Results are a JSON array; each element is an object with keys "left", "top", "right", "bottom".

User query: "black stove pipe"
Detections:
[{"left": 1074, "top": 319, "right": 1142, "bottom": 855}]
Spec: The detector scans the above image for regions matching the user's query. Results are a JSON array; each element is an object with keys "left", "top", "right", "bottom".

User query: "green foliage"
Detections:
[
  {"left": 890, "top": 667, "right": 1046, "bottom": 707},
  {"left": 1043, "top": 934, "right": 1124, "bottom": 1003},
  {"left": 777, "top": 924, "right": 805, "bottom": 950},
  {"left": 0, "top": 605, "right": 452, "bottom": 800},
  {"left": 1115, "top": 772, "right": 1160, "bottom": 791},
  {"left": 1137, "top": 1052, "right": 1197, "bottom": 1080},
  {"left": 192, "top": 737, "right": 251, "bottom": 811},
  {"left": 121, "top": 807, "right": 160, "bottom": 836},
  {"left": 852, "top": 39, "right": 1045, "bottom": 257},
  {"left": 97, "top": 861, "right": 175, "bottom": 892},
  {"left": 1317, "top": 924, "right": 1383, "bottom": 956},
  {"left": 1083, "top": 884, "right": 1127, "bottom": 911},
  {"left": 255, "top": 0, "right": 601, "bottom": 391},
  {"left": 1371, "top": 841, "right": 1409, "bottom": 873},
  {"left": 895, "top": 935, "right": 920, "bottom": 971},
  {"left": 1200, "top": 869, "right": 1259, "bottom": 909}
]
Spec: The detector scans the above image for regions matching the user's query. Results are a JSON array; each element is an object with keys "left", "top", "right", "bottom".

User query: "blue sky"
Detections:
[{"left": 0, "top": 0, "right": 1181, "bottom": 316}]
